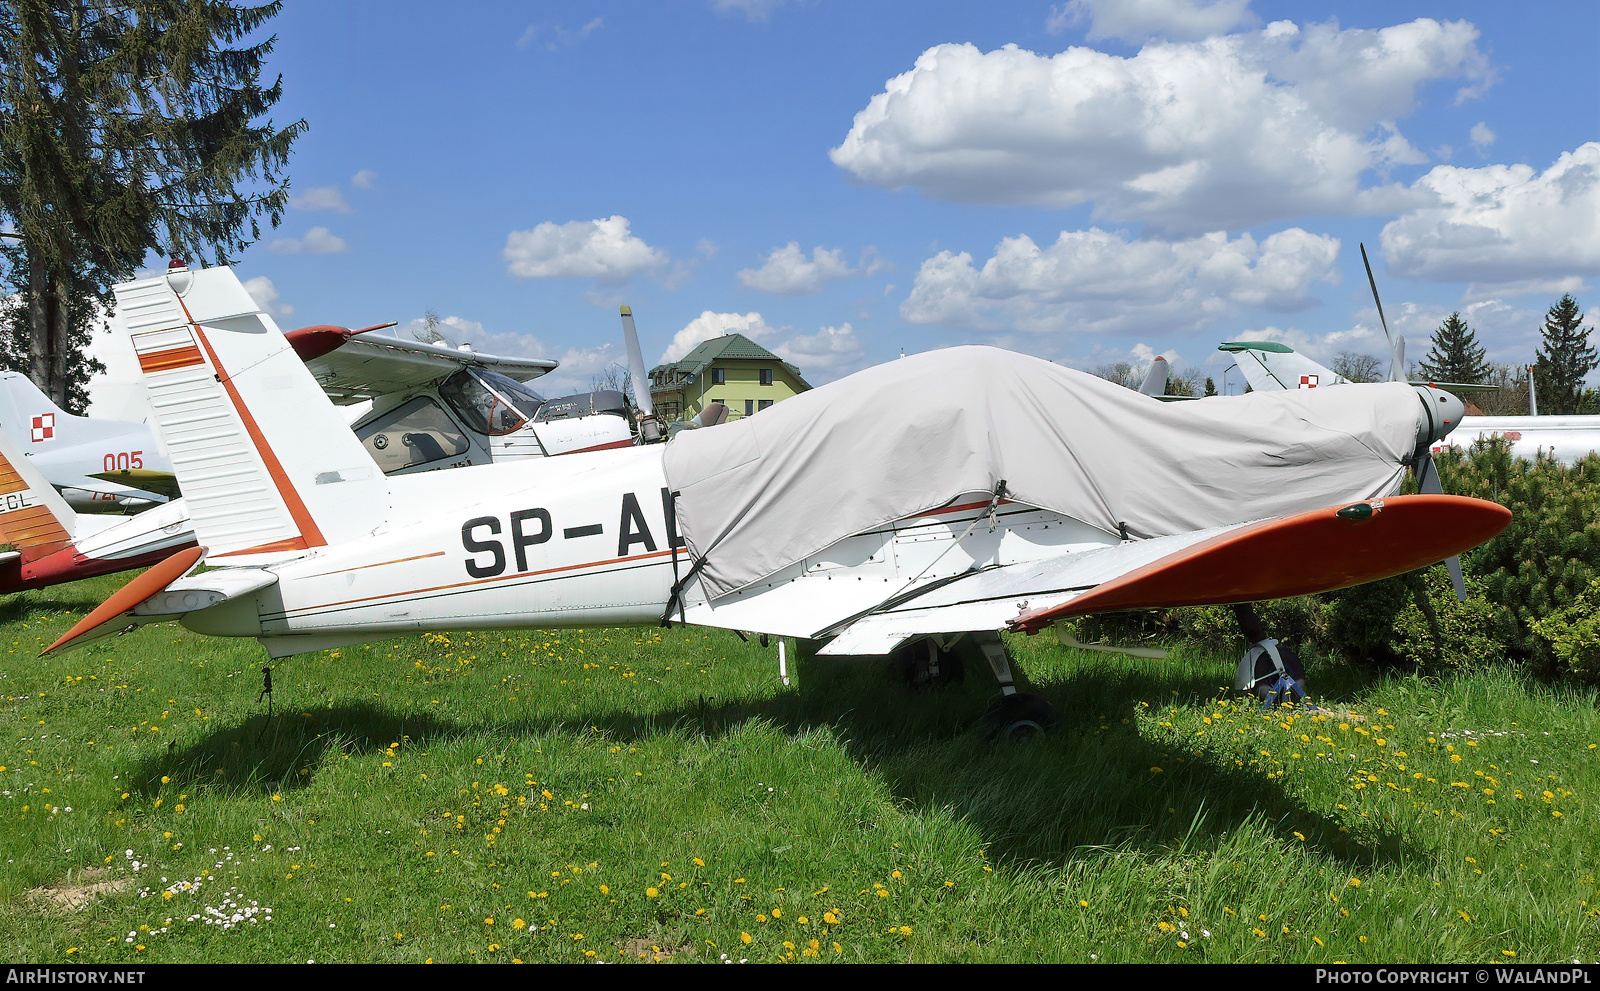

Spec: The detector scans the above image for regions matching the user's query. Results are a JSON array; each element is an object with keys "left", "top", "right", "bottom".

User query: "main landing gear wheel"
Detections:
[
  {"left": 983, "top": 692, "right": 1059, "bottom": 743},
  {"left": 1232, "top": 604, "right": 1310, "bottom": 707},
  {"left": 970, "top": 631, "right": 1058, "bottom": 742}
]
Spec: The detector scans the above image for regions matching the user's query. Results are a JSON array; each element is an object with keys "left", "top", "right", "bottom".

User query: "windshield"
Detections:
[{"left": 439, "top": 369, "right": 545, "bottom": 436}]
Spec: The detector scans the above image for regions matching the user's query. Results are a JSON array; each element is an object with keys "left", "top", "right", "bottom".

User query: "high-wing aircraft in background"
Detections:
[
  {"left": 41, "top": 265, "right": 1513, "bottom": 738},
  {"left": 0, "top": 268, "right": 675, "bottom": 594}
]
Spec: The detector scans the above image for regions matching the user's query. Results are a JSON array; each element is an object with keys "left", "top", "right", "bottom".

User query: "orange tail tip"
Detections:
[
  {"left": 41, "top": 546, "right": 206, "bottom": 656},
  {"left": 1008, "top": 494, "right": 1512, "bottom": 635}
]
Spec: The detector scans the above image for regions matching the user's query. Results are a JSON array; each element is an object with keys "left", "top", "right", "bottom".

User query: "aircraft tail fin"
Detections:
[
  {"left": 113, "top": 265, "right": 390, "bottom": 562},
  {"left": 0, "top": 417, "right": 78, "bottom": 561},
  {"left": 1217, "top": 342, "right": 1349, "bottom": 393}
]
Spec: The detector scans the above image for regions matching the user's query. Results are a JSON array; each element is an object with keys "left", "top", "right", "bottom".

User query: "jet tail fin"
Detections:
[
  {"left": 113, "top": 265, "right": 391, "bottom": 562},
  {"left": 1217, "top": 341, "right": 1349, "bottom": 393}
]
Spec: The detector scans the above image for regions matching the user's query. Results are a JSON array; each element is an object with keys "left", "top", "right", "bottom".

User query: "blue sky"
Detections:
[{"left": 206, "top": 0, "right": 1599, "bottom": 397}]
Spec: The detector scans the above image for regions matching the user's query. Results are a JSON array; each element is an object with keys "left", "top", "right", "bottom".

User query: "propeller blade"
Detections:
[
  {"left": 1414, "top": 451, "right": 1468, "bottom": 600},
  {"left": 1360, "top": 243, "right": 1406, "bottom": 383},
  {"left": 619, "top": 305, "right": 654, "bottom": 418}
]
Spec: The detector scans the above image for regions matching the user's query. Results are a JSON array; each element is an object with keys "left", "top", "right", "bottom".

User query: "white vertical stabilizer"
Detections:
[
  {"left": 0, "top": 423, "right": 78, "bottom": 557},
  {"left": 113, "top": 266, "right": 390, "bottom": 562}
]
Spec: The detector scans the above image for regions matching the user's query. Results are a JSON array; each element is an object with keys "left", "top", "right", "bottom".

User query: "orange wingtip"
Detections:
[
  {"left": 41, "top": 546, "right": 206, "bottom": 656},
  {"left": 1008, "top": 494, "right": 1511, "bottom": 635}
]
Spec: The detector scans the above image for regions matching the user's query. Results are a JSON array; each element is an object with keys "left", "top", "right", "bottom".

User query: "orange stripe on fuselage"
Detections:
[
  {"left": 272, "top": 547, "right": 677, "bottom": 619},
  {"left": 173, "top": 302, "right": 327, "bottom": 551}
]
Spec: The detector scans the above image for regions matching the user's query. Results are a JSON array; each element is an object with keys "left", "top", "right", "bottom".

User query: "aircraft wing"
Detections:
[
  {"left": 87, "top": 468, "right": 182, "bottom": 500},
  {"left": 305, "top": 333, "right": 560, "bottom": 405},
  {"left": 685, "top": 494, "right": 1511, "bottom": 657}
]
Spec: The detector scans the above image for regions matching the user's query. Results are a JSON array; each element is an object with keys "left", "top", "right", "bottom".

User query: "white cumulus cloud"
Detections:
[
  {"left": 504, "top": 216, "right": 669, "bottom": 285},
  {"left": 268, "top": 226, "right": 349, "bottom": 254},
  {"left": 290, "top": 186, "right": 351, "bottom": 214},
  {"left": 242, "top": 276, "right": 295, "bottom": 321},
  {"left": 769, "top": 323, "right": 865, "bottom": 378},
  {"left": 1050, "top": 0, "right": 1257, "bottom": 42},
  {"left": 737, "top": 243, "right": 860, "bottom": 295},
  {"left": 1380, "top": 143, "right": 1600, "bottom": 291},
  {"left": 830, "top": 19, "right": 1491, "bottom": 233},
  {"left": 901, "top": 226, "right": 1339, "bottom": 335}
]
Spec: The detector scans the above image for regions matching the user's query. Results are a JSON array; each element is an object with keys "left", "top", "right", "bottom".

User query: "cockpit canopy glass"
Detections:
[{"left": 439, "top": 369, "right": 546, "bottom": 436}]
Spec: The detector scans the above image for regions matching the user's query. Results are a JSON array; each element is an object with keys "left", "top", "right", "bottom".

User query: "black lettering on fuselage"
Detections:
[
  {"left": 662, "top": 487, "right": 686, "bottom": 550},
  {"left": 510, "top": 508, "right": 552, "bottom": 571},
  {"left": 462, "top": 516, "right": 505, "bottom": 577},
  {"left": 618, "top": 491, "right": 657, "bottom": 557}
]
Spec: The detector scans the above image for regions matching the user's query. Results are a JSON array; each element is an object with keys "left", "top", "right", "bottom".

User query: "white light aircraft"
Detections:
[{"left": 42, "top": 266, "right": 1512, "bottom": 737}]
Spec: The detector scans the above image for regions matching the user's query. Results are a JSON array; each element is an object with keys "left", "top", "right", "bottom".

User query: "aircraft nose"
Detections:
[{"left": 1413, "top": 385, "right": 1466, "bottom": 451}]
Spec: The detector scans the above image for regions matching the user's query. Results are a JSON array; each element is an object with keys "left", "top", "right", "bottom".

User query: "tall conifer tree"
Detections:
[
  {"left": 1418, "top": 312, "right": 1491, "bottom": 384},
  {"left": 1533, "top": 295, "right": 1597, "bottom": 415},
  {"left": 0, "top": 1, "right": 303, "bottom": 411}
]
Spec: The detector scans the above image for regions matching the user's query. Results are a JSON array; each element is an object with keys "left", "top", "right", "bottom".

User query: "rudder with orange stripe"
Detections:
[{"left": 112, "top": 265, "right": 392, "bottom": 564}]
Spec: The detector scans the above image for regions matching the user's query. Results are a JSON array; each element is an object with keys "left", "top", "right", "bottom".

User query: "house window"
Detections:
[
  {"left": 758, "top": 400, "right": 773, "bottom": 411},
  {"left": 759, "top": 368, "right": 772, "bottom": 386},
  {"left": 744, "top": 400, "right": 755, "bottom": 417},
  {"left": 711, "top": 367, "right": 725, "bottom": 385}
]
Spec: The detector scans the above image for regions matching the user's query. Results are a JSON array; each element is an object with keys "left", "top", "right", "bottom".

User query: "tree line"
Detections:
[
  {"left": 0, "top": 0, "right": 300, "bottom": 412},
  {"left": 1337, "top": 295, "right": 1597, "bottom": 416}
]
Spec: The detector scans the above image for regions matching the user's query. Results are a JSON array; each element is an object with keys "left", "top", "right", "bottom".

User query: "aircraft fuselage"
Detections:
[{"left": 182, "top": 445, "right": 682, "bottom": 644}]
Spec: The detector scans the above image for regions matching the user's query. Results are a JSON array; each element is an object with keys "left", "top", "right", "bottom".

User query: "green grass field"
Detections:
[{"left": 0, "top": 573, "right": 1596, "bottom": 963}]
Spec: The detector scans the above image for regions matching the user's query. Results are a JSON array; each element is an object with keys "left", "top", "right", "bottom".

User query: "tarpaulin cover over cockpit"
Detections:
[{"left": 662, "top": 346, "right": 1424, "bottom": 600}]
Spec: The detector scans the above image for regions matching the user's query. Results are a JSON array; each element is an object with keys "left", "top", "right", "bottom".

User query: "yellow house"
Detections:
[{"left": 649, "top": 333, "right": 811, "bottom": 422}]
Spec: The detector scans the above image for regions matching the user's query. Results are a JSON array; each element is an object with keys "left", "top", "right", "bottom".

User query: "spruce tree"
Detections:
[
  {"left": 1419, "top": 312, "right": 1491, "bottom": 385},
  {"left": 0, "top": 1, "right": 303, "bottom": 411},
  {"left": 1533, "top": 295, "right": 1597, "bottom": 415}
]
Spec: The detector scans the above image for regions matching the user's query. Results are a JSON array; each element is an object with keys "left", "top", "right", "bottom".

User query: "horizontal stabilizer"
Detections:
[
  {"left": 1008, "top": 494, "right": 1510, "bottom": 633},
  {"left": 41, "top": 549, "right": 280, "bottom": 656},
  {"left": 42, "top": 546, "right": 206, "bottom": 655}
]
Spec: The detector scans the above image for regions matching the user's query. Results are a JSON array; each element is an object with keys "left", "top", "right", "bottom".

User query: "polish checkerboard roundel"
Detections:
[{"left": 31, "top": 413, "right": 54, "bottom": 442}]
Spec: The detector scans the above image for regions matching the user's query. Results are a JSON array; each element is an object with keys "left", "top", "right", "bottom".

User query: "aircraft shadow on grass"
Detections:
[
  {"left": 0, "top": 593, "right": 106, "bottom": 626},
  {"left": 123, "top": 655, "right": 1418, "bottom": 875}
]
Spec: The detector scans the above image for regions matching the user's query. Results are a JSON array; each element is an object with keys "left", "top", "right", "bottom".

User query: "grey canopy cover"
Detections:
[{"left": 662, "top": 346, "right": 1424, "bottom": 600}]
